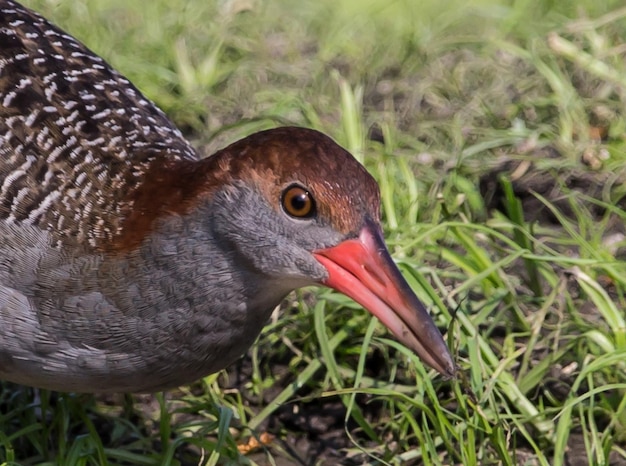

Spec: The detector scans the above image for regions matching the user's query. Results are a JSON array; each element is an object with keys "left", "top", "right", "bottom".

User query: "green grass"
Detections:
[{"left": 3, "top": 0, "right": 626, "bottom": 464}]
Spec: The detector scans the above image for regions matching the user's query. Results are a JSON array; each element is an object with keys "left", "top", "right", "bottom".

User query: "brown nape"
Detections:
[
  {"left": 109, "top": 127, "right": 381, "bottom": 253},
  {"left": 107, "top": 157, "right": 209, "bottom": 253}
]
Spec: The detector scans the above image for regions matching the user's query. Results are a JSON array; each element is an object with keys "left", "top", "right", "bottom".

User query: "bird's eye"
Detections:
[{"left": 281, "top": 184, "right": 316, "bottom": 219}]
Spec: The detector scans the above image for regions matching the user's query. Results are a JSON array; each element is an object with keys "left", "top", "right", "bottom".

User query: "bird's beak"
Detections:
[{"left": 313, "top": 219, "right": 455, "bottom": 377}]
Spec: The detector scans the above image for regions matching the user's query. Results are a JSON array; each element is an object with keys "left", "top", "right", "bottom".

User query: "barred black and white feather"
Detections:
[{"left": 0, "top": 0, "right": 198, "bottom": 248}]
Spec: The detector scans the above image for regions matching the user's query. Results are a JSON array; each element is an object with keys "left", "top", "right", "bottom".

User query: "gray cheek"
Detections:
[{"left": 208, "top": 184, "right": 340, "bottom": 282}]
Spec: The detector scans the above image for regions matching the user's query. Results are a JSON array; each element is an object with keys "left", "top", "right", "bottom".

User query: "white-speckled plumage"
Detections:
[{"left": 0, "top": 1, "right": 196, "bottom": 249}]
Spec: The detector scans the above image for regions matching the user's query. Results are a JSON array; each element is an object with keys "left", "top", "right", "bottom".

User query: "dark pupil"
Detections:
[{"left": 291, "top": 192, "right": 308, "bottom": 211}]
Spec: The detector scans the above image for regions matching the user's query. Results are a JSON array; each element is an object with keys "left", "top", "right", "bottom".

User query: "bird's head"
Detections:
[{"left": 199, "top": 127, "right": 455, "bottom": 377}]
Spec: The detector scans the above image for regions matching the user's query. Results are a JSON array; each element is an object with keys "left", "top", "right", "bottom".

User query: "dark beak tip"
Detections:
[
  {"left": 444, "top": 362, "right": 457, "bottom": 379},
  {"left": 429, "top": 350, "right": 457, "bottom": 379}
]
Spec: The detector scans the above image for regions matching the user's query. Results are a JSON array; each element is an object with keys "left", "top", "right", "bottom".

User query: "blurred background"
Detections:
[{"left": 2, "top": 0, "right": 626, "bottom": 464}]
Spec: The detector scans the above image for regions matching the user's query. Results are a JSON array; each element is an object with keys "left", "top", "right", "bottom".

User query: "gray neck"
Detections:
[{"left": 103, "top": 204, "right": 293, "bottom": 388}]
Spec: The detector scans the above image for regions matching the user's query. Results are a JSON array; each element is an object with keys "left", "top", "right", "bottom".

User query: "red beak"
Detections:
[{"left": 313, "top": 220, "right": 455, "bottom": 377}]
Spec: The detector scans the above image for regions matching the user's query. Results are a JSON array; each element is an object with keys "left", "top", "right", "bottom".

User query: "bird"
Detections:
[{"left": 0, "top": 0, "right": 455, "bottom": 393}]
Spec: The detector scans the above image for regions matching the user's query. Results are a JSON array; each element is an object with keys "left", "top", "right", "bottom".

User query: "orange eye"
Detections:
[{"left": 281, "top": 184, "right": 316, "bottom": 218}]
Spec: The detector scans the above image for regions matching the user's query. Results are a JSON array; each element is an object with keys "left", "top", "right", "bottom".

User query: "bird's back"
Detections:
[{"left": 0, "top": 0, "right": 198, "bottom": 249}]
